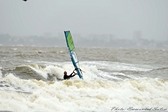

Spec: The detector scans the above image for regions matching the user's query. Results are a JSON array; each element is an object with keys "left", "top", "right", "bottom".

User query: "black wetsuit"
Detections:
[{"left": 64, "top": 72, "right": 76, "bottom": 80}]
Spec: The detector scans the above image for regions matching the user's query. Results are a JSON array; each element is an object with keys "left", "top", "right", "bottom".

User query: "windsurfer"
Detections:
[{"left": 63, "top": 70, "right": 77, "bottom": 80}]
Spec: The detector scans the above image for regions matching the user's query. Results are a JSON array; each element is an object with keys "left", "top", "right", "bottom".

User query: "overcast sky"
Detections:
[{"left": 0, "top": 0, "right": 168, "bottom": 40}]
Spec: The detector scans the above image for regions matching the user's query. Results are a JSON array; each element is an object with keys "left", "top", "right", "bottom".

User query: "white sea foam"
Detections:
[
  {"left": 28, "top": 64, "right": 48, "bottom": 79},
  {"left": 26, "top": 61, "right": 100, "bottom": 81},
  {"left": 22, "top": 61, "right": 153, "bottom": 81},
  {"left": 2, "top": 73, "right": 39, "bottom": 93},
  {"left": 0, "top": 75, "right": 168, "bottom": 112},
  {"left": 0, "top": 61, "right": 167, "bottom": 111}
]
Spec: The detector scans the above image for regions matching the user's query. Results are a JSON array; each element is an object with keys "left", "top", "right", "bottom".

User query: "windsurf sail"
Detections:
[{"left": 64, "top": 31, "right": 83, "bottom": 79}]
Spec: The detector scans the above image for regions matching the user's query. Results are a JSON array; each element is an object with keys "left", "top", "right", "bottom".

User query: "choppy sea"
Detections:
[{"left": 0, "top": 46, "right": 168, "bottom": 112}]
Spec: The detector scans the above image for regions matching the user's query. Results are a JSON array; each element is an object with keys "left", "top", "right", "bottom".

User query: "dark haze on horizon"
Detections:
[{"left": 0, "top": 0, "right": 168, "bottom": 45}]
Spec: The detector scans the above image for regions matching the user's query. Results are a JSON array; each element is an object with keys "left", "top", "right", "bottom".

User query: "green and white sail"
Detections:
[{"left": 64, "top": 31, "right": 83, "bottom": 79}]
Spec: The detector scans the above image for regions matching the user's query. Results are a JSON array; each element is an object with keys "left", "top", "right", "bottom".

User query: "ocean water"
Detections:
[{"left": 0, "top": 46, "right": 168, "bottom": 112}]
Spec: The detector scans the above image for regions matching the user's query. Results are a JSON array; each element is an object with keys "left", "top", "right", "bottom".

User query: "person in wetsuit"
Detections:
[{"left": 63, "top": 70, "right": 77, "bottom": 80}]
